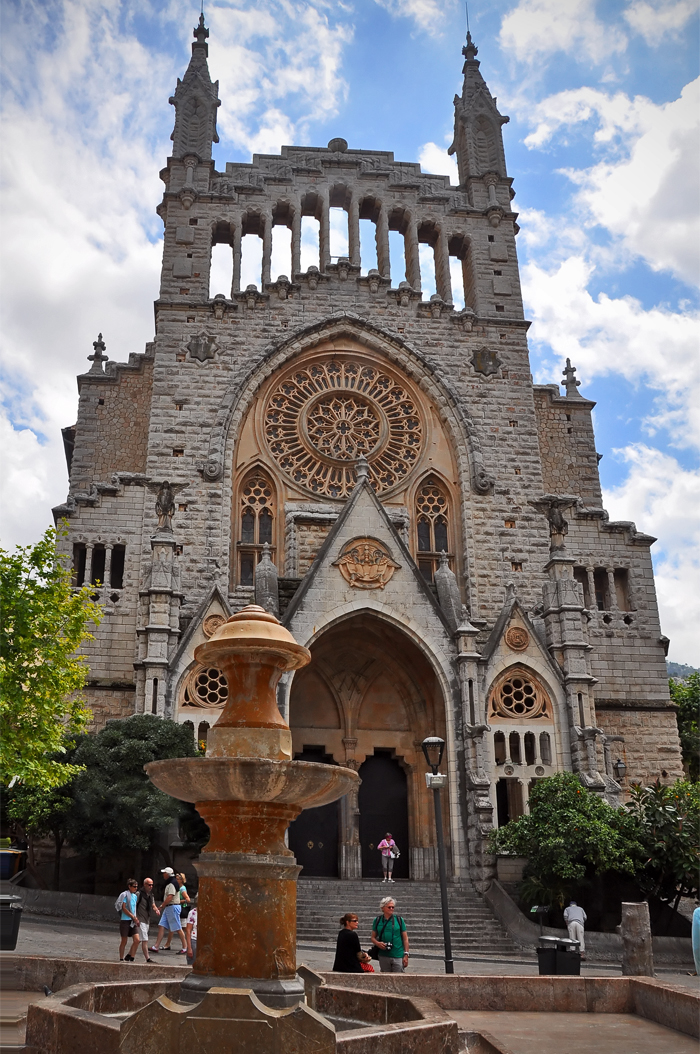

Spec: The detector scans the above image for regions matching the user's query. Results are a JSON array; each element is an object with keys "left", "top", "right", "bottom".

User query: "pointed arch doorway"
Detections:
[{"left": 288, "top": 613, "right": 449, "bottom": 881}]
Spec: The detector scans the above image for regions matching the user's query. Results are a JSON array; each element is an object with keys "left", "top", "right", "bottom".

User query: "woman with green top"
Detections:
[{"left": 162, "top": 872, "right": 191, "bottom": 953}]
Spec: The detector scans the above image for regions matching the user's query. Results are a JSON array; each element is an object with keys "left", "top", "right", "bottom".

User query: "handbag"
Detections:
[{"left": 389, "top": 847, "right": 400, "bottom": 859}]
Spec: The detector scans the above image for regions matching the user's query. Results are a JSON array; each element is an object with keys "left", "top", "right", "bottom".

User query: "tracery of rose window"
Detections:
[
  {"left": 415, "top": 477, "right": 450, "bottom": 582},
  {"left": 264, "top": 358, "right": 424, "bottom": 498}
]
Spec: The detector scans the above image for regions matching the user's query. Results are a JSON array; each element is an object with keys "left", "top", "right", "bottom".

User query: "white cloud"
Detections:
[
  {"left": 373, "top": 0, "right": 454, "bottom": 36},
  {"left": 521, "top": 80, "right": 700, "bottom": 288},
  {"left": 0, "top": 0, "right": 356, "bottom": 550},
  {"left": 603, "top": 445, "right": 700, "bottom": 664},
  {"left": 211, "top": 3, "right": 353, "bottom": 152},
  {"left": 624, "top": 0, "right": 698, "bottom": 43},
  {"left": 418, "top": 141, "right": 459, "bottom": 182},
  {"left": 500, "top": 0, "right": 627, "bottom": 63},
  {"left": 521, "top": 254, "right": 700, "bottom": 450}
]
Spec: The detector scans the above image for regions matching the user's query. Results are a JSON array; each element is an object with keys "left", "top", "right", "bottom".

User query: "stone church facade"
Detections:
[{"left": 54, "top": 20, "right": 682, "bottom": 889}]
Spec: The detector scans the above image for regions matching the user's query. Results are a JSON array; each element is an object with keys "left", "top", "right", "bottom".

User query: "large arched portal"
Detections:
[{"left": 287, "top": 614, "right": 449, "bottom": 881}]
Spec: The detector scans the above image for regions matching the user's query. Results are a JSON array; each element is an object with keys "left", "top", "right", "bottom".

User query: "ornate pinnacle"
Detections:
[
  {"left": 562, "top": 358, "right": 582, "bottom": 397},
  {"left": 462, "top": 31, "right": 478, "bottom": 62},
  {"left": 193, "top": 12, "right": 209, "bottom": 49},
  {"left": 355, "top": 455, "right": 370, "bottom": 484},
  {"left": 87, "top": 332, "right": 108, "bottom": 373}
]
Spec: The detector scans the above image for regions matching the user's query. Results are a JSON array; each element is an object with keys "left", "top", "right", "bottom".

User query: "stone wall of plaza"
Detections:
[{"left": 53, "top": 22, "right": 682, "bottom": 885}]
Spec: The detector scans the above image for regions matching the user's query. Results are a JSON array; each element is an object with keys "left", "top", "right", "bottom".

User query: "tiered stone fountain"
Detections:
[{"left": 145, "top": 605, "right": 358, "bottom": 1007}]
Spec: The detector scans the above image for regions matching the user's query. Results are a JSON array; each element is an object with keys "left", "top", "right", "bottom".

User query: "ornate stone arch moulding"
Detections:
[{"left": 200, "top": 314, "right": 495, "bottom": 496}]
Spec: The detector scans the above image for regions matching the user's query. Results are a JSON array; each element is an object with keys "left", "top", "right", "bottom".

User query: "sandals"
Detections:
[
  {"left": 149, "top": 946, "right": 160, "bottom": 953},
  {"left": 177, "top": 949, "right": 187, "bottom": 955}
]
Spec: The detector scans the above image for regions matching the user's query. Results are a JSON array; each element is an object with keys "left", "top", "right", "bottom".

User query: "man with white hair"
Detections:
[
  {"left": 563, "top": 900, "right": 587, "bottom": 958},
  {"left": 371, "top": 896, "right": 409, "bottom": 972}
]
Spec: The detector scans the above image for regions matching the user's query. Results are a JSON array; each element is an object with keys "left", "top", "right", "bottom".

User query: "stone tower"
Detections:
[{"left": 55, "top": 20, "right": 682, "bottom": 889}]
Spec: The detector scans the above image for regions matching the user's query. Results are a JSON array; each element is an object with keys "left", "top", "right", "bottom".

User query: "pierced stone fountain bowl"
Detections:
[{"left": 145, "top": 756, "right": 358, "bottom": 808}]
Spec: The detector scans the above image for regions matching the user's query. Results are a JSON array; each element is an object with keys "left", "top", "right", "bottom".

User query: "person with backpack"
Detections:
[
  {"left": 370, "top": 896, "right": 409, "bottom": 972},
  {"left": 116, "top": 879, "right": 139, "bottom": 962}
]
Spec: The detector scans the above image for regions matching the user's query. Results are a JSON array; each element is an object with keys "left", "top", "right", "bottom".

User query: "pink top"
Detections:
[{"left": 378, "top": 838, "right": 396, "bottom": 858}]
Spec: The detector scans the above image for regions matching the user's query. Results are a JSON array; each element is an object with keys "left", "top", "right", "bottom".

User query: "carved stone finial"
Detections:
[
  {"left": 193, "top": 13, "right": 209, "bottom": 50},
  {"left": 562, "top": 357, "right": 582, "bottom": 397},
  {"left": 255, "top": 542, "right": 279, "bottom": 616},
  {"left": 87, "top": 332, "right": 108, "bottom": 373},
  {"left": 462, "top": 31, "right": 478, "bottom": 62},
  {"left": 355, "top": 456, "right": 370, "bottom": 484},
  {"left": 434, "top": 552, "right": 463, "bottom": 630}
]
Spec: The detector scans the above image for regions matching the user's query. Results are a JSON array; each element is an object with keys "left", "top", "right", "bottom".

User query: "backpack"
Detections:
[{"left": 114, "top": 890, "right": 128, "bottom": 914}]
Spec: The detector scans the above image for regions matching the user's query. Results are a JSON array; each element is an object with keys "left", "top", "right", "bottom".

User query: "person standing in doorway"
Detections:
[
  {"left": 371, "top": 897, "right": 409, "bottom": 972},
  {"left": 377, "top": 833, "right": 398, "bottom": 883},
  {"left": 563, "top": 900, "right": 587, "bottom": 959}
]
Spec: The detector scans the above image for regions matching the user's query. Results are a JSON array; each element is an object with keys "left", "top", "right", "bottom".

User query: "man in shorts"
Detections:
[
  {"left": 118, "top": 879, "right": 139, "bottom": 962},
  {"left": 150, "top": 866, "right": 187, "bottom": 954},
  {"left": 135, "top": 877, "right": 160, "bottom": 963}
]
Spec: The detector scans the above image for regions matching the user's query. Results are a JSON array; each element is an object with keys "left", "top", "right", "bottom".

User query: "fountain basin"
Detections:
[{"left": 145, "top": 757, "right": 358, "bottom": 808}]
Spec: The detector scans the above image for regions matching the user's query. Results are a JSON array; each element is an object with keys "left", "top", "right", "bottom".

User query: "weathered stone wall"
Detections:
[
  {"left": 86, "top": 688, "right": 137, "bottom": 731},
  {"left": 532, "top": 385, "right": 602, "bottom": 506},
  {"left": 596, "top": 706, "right": 684, "bottom": 789},
  {"left": 69, "top": 350, "right": 153, "bottom": 487}
]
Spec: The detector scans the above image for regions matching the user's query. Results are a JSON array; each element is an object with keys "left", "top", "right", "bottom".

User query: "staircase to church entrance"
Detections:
[{"left": 297, "top": 879, "right": 517, "bottom": 957}]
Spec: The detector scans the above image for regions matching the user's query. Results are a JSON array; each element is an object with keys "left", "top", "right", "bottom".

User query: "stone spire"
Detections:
[
  {"left": 448, "top": 32, "right": 510, "bottom": 186},
  {"left": 169, "top": 14, "right": 221, "bottom": 161}
]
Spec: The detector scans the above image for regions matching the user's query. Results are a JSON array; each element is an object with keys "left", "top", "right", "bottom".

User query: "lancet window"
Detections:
[
  {"left": 415, "top": 477, "right": 451, "bottom": 582},
  {"left": 236, "top": 470, "right": 276, "bottom": 586}
]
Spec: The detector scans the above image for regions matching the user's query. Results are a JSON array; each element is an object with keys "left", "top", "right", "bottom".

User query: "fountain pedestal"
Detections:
[{"left": 146, "top": 606, "right": 358, "bottom": 1007}]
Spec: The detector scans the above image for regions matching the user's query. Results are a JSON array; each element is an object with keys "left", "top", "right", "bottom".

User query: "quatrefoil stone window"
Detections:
[{"left": 264, "top": 358, "right": 425, "bottom": 498}]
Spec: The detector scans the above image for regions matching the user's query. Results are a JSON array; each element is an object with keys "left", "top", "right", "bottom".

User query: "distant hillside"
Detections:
[{"left": 667, "top": 661, "right": 699, "bottom": 679}]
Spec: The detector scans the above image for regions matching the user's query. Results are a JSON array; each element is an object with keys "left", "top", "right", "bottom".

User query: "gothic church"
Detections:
[{"left": 55, "top": 19, "right": 682, "bottom": 889}]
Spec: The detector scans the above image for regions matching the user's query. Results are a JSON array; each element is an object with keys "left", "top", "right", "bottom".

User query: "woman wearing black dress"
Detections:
[{"left": 332, "top": 913, "right": 372, "bottom": 972}]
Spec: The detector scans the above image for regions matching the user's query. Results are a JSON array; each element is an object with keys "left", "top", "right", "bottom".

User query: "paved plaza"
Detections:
[{"left": 10, "top": 912, "right": 698, "bottom": 989}]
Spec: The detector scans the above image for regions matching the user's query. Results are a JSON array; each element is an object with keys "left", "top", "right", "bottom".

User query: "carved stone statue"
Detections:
[
  {"left": 147, "top": 480, "right": 188, "bottom": 533},
  {"left": 529, "top": 495, "right": 578, "bottom": 552}
]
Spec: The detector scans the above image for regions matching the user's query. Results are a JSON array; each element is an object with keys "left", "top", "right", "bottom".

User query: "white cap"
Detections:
[{"left": 161, "top": 866, "right": 175, "bottom": 875}]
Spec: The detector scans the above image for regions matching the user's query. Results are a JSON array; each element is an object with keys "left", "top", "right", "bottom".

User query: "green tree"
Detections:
[
  {"left": 625, "top": 779, "right": 700, "bottom": 909},
  {"left": 66, "top": 715, "right": 201, "bottom": 857},
  {"left": 669, "top": 674, "right": 699, "bottom": 781},
  {"left": 6, "top": 773, "right": 75, "bottom": 890},
  {"left": 0, "top": 525, "right": 102, "bottom": 788},
  {"left": 489, "top": 772, "right": 645, "bottom": 906}
]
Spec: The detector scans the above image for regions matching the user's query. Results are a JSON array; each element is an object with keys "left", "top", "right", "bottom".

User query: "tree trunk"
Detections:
[
  {"left": 53, "top": 833, "right": 63, "bottom": 891},
  {"left": 621, "top": 901, "right": 654, "bottom": 976}
]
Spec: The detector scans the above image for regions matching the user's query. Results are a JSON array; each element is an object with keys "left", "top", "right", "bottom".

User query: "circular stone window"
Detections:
[
  {"left": 183, "top": 664, "right": 228, "bottom": 708},
  {"left": 264, "top": 357, "right": 424, "bottom": 498},
  {"left": 490, "top": 670, "right": 549, "bottom": 720}
]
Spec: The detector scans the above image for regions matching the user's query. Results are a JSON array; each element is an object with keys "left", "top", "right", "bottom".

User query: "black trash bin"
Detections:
[
  {"left": 555, "top": 937, "right": 581, "bottom": 975},
  {"left": 0, "top": 895, "right": 23, "bottom": 951},
  {"left": 537, "top": 935, "right": 581, "bottom": 975}
]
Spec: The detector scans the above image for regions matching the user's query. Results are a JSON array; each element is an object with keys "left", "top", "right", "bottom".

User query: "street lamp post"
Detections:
[{"left": 421, "top": 735, "right": 454, "bottom": 975}]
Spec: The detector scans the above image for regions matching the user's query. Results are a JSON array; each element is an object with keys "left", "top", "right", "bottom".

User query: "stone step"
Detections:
[{"left": 295, "top": 878, "right": 516, "bottom": 955}]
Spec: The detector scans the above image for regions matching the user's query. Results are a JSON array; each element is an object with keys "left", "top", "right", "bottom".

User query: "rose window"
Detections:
[
  {"left": 183, "top": 664, "right": 228, "bottom": 708},
  {"left": 264, "top": 358, "right": 424, "bottom": 498},
  {"left": 490, "top": 670, "right": 549, "bottom": 720}
]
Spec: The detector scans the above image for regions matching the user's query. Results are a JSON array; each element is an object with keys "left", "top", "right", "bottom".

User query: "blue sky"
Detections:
[{"left": 0, "top": 0, "right": 698, "bottom": 661}]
